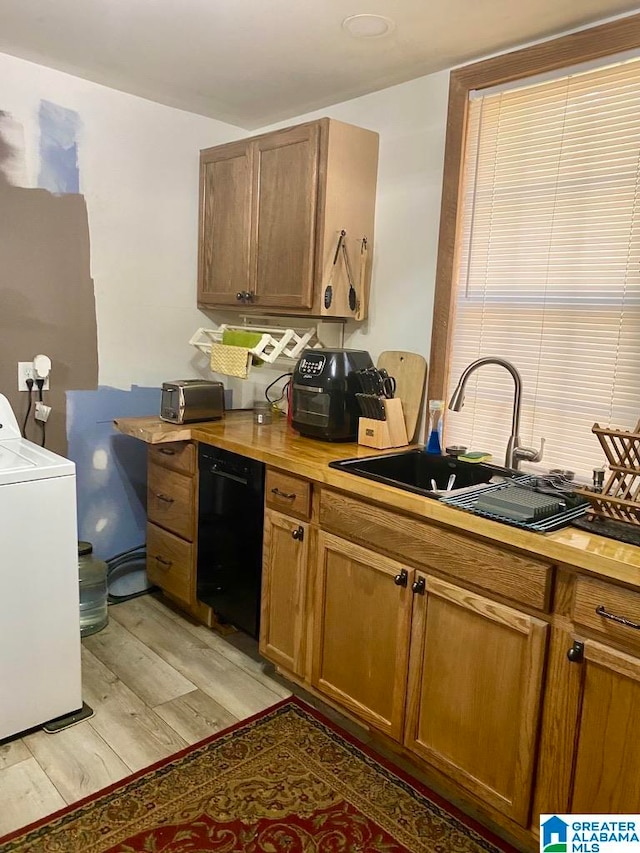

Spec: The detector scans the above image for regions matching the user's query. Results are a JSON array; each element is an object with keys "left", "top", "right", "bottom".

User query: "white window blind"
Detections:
[{"left": 445, "top": 57, "right": 640, "bottom": 482}]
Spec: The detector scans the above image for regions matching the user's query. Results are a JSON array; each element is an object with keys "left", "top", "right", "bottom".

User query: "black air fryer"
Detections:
[{"left": 291, "top": 348, "right": 373, "bottom": 441}]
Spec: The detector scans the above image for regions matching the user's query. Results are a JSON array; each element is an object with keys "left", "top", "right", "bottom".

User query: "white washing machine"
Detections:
[{"left": 0, "top": 393, "right": 82, "bottom": 740}]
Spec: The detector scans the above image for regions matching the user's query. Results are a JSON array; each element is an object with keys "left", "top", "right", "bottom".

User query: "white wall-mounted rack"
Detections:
[{"left": 189, "top": 323, "right": 325, "bottom": 365}]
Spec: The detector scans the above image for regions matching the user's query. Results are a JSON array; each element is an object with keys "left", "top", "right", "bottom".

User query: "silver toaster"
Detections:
[{"left": 160, "top": 380, "right": 225, "bottom": 424}]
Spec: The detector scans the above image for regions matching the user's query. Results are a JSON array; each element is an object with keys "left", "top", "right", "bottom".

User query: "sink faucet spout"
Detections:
[{"left": 448, "top": 357, "right": 543, "bottom": 470}]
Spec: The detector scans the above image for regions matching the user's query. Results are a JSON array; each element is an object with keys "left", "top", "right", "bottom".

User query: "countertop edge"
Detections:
[{"left": 114, "top": 414, "right": 640, "bottom": 589}]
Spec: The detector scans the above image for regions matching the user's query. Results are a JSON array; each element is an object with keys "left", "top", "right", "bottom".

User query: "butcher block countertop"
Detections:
[{"left": 114, "top": 411, "right": 640, "bottom": 589}]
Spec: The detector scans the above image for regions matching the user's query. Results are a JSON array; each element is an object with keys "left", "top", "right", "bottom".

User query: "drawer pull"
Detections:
[
  {"left": 271, "top": 487, "right": 296, "bottom": 500},
  {"left": 394, "top": 569, "right": 408, "bottom": 587},
  {"left": 595, "top": 605, "right": 640, "bottom": 630},
  {"left": 154, "top": 555, "right": 173, "bottom": 568},
  {"left": 155, "top": 493, "right": 175, "bottom": 504},
  {"left": 158, "top": 447, "right": 176, "bottom": 456}
]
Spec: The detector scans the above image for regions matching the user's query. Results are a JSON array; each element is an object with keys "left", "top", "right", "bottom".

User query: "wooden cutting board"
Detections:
[{"left": 377, "top": 351, "right": 428, "bottom": 443}]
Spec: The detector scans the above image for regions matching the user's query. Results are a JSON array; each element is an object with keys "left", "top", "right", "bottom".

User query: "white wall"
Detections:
[
  {"left": 0, "top": 51, "right": 241, "bottom": 390},
  {"left": 0, "top": 48, "right": 451, "bottom": 401}
]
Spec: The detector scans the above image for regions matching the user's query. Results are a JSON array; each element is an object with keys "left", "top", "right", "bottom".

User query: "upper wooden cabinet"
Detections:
[
  {"left": 253, "top": 124, "right": 319, "bottom": 310},
  {"left": 198, "top": 140, "right": 253, "bottom": 308},
  {"left": 198, "top": 118, "right": 379, "bottom": 319}
]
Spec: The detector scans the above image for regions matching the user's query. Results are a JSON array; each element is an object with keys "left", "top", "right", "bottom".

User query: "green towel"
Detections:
[{"left": 222, "top": 329, "right": 264, "bottom": 367}]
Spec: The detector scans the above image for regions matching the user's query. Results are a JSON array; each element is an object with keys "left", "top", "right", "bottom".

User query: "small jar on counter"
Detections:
[{"left": 253, "top": 400, "right": 273, "bottom": 425}]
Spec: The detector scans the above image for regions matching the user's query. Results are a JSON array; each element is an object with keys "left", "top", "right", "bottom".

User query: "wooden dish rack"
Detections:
[{"left": 576, "top": 420, "right": 640, "bottom": 526}]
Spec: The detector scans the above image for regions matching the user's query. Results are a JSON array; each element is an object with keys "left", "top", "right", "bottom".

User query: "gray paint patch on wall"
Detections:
[
  {"left": 37, "top": 100, "right": 80, "bottom": 194},
  {"left": 0, "top": 111, "right": 98, "bottom": 455}
]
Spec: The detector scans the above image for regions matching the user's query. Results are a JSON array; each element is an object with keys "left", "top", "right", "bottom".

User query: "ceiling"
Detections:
[{"left": 0, "top": 0, "right": 638, "bottom": 129}]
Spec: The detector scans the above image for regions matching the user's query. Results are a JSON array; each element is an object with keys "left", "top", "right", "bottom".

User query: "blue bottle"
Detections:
[{"left": 426, "top": 400, "right": 443, "bottom": 454}]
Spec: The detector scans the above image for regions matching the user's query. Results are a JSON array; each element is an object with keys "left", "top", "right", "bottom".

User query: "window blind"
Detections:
[{"left": 444, "top": 57, "right": 640, "bottom": 482}]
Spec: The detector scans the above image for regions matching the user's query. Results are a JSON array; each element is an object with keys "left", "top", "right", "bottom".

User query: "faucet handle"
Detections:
[{"left": 515, "top": 437, "right": 545, "bottom": 464}]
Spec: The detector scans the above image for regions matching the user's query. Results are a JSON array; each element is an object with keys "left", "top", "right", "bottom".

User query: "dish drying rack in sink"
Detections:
[
  {"left": 441, "top": 475, "right": 589, "bottom": 533},
  {"left": 189, "top": 323, "right": 325, "bottom": 365}
]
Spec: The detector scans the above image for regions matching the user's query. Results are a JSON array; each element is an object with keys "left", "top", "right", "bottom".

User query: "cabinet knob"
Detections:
[
  {"left": 412, "top": 577, "right": 426, "bottom": 595},
  {"left": 235, "top": 290, "right": 254, "bottom": 303},
  {"left": 292, "top": 525, "right": 304, "bottom": 541},
  {"left": 394, "top": 569, "right": 408, "bottom": 587},
  {"left": 567, "top": 640, "right": 584, "bottom": 663}
]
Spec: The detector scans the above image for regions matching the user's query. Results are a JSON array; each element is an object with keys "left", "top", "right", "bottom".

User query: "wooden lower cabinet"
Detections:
[
  {"left": 311, "top": 532, "right": 414, "bottom": 741},
  {"left": 257, "top": 484, "right": 640, "bottom": 838},
  {"left": 260, "top": 509, "right": 309, "bottom": 677},
  {"left": 147, "top": 462, "right": 194, "bottom": 540},
  {"left": 404, "top": 575, "right": 548, "bottom": 826},
  {"left": 145, "top": 441, "right": 217, "bottom": 628},
  {"left": 146, "top": 523, "right": 193, "bottom": 606},
  {"left": 275, "top": 528, "right": 549, "bottom": 827},
  {"left": 570, "top": 639, "right": 640, "bottom": 812}
]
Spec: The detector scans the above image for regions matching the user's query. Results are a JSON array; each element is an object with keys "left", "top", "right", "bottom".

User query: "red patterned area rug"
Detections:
[{"left": 1, "top": 697, "right": 516, "bottom": 852}]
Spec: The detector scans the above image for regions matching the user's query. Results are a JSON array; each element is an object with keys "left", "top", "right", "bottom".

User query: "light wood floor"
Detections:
[{"left": 0, "top": 594, "right": 291, "bottom": 839}]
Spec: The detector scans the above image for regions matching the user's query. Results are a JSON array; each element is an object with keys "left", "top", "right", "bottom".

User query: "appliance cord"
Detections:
[
  {"left": 22, "top": 378, "right": 34, "bottom": 438},
  {"left": 35, "top": 378, "right": 46, "bottom": 447},
  {"left": 265, "top": 372, "right": 293, "bottom": 405}
]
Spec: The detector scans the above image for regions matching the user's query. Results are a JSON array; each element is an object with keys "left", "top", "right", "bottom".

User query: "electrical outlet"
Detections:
[{"left": 18, "top": 362, "right": 49, "bottom": 391}]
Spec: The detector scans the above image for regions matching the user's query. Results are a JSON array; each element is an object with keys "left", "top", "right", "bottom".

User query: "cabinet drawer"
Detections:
[
  {"left": 146, "top": 522, "right": 193, "bottom": 605},
  {"left": 148, "top": 441, "right": 195, "bottom": 475},
  {"left": 147, "top": 463, "right": 194, "bottom": 540},
  {"left": 573, "top": 576, "right": 640, "bottom": 653},
  {"left": 319, "top": 489, "right": 552, "bottom": 611},
  {"left": 266, "top": 469, "right": 312, "bottom": 520}
]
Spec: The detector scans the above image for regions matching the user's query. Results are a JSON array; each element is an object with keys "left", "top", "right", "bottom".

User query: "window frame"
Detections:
[{"left": 428, "top": 12, "right": 640, "bottom": 409}]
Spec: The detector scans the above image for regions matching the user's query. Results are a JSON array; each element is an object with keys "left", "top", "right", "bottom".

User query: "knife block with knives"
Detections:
[
  {"left": 353, "top": 366, "right": 409, "bottom": 449},
  {"left": 358, "top": 397, "right": 408, "bottom": 449}
]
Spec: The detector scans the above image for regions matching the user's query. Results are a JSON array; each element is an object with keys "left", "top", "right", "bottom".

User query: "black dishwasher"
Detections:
[{"left": 197, "top": 445, "right": 265, "bottom": 638}]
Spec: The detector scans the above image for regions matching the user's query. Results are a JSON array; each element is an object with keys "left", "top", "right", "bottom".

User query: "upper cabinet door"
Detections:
[
  {"left": 251, "top": 124, "right": 319, "bottom": 309},
  {"left": 198, "top": 140, "right": 253, "bottom": 305}
]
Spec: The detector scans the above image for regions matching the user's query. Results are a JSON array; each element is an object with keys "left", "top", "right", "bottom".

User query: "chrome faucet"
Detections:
[{"left": 448, "top": 357, "right": 544, "bottom": 470}]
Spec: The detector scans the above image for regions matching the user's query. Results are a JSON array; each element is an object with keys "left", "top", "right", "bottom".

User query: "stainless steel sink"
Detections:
[{"left": 329, "top": 449, "right": 512, "bottom": 499}]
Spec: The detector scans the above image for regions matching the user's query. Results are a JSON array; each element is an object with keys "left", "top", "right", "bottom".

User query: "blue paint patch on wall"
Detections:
[
  {"left": 37, "top": 100, "right": 80, "bottom": 194},
  {"left": 66, "top": 385, "right": 161, "bottom": 561}
]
